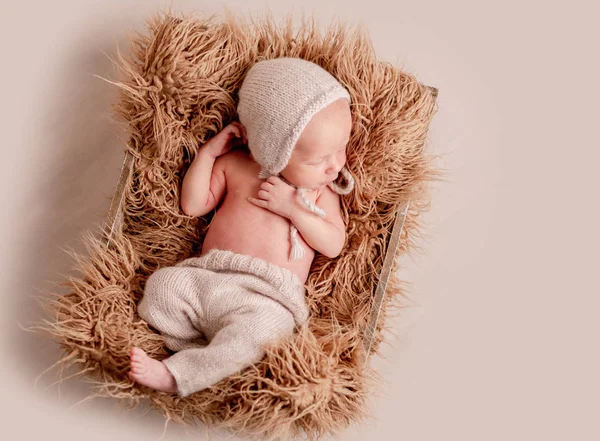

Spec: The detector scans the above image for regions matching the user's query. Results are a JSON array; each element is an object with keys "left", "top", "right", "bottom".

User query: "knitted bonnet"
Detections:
[{"left": 237, "top": 57, "right": 355, "bottom": 261}]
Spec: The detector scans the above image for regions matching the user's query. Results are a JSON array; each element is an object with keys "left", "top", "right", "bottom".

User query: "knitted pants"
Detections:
[{"left": 138, "top": 248, "right": 309, "bottom": 397}]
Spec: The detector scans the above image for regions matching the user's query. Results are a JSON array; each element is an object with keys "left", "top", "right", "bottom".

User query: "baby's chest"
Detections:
[{"left": 224, "top": 152, "right": 320, "bottom": 206}]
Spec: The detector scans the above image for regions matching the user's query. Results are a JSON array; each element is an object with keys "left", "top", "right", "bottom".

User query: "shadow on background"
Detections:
[{"left": 4, "top": 15, "right": 208, "bottom": 440}]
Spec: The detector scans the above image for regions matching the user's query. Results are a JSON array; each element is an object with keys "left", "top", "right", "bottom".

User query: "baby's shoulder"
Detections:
[
  {"left": 316, "top": 185, "right": 343, "bottom": 225},
  {"left": 316, "top": 184, "right": 340, "bottom": 202},
  {"left": 223, "top": 147, "right": 251, "bottom": 168},
  {"left": 220, "top": 147, "right": 256, "bottom": 182},
  {"left": 316, "top": 186, "right": 341, "bottom": 216}
]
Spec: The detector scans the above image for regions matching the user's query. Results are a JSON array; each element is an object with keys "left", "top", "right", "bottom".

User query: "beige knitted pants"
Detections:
[{"left": 138, "top": 248, "right": 309, "bottom": 397}]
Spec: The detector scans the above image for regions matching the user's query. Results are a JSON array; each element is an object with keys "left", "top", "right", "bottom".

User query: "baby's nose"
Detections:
[{"left": 327, "top": 161, "right": 343, "bottom": 175}]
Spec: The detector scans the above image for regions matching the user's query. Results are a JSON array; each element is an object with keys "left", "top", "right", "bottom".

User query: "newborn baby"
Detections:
[{"left": 128, "top": 58, "right": 355, "bottom": 396}]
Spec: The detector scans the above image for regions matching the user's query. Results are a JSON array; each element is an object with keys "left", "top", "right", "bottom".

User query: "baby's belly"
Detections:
[{"left": 200, "top": 194, "right": 315, "bottom": 284}]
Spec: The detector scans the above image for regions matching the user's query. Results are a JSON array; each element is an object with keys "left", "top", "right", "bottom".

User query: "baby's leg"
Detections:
[
  {"left": 163, "top": 295, "right": 296, "bottom": 397},
  {"left": 137, "top": 266, "right": 212, "bottom": 351},
  {"left": 130, "top": 265, "right": 214, "bottom": 393}
]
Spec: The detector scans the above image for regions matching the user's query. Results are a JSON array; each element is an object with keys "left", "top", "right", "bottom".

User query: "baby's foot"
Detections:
[{"left": 128, "top": 347, "right": 178, "bottom": 394}]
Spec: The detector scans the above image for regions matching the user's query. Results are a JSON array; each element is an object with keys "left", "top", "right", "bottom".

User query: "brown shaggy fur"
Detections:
[{"left": 32, "top": 7, "right": 441, "bottom": 440}]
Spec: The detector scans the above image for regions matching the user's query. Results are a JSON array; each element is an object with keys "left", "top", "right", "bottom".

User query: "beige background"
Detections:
[{"left": 1, "top": 0, "right": 598, "bottom": 440}]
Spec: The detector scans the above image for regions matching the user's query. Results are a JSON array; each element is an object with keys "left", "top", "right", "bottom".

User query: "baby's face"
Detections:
[{"left": 281, "top": 98, "right": 352, "bottom": 190}]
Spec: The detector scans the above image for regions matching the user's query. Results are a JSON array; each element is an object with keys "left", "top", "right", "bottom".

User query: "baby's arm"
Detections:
[
  {"left": 180, "top": 122, "right": 246, "bottom": 217},
  {"left": 289, "top": 188, "right": 346, "bottom": 258},
  {"left": 180, "top": 152, "right": 227, "bottom": 217}
]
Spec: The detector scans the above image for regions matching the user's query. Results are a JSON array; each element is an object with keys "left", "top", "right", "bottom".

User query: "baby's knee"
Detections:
[
  {"left": 139, "top": 267, "right": 190, "bottom": 321},
  {"left": 144, "top": 266, "right": 179, "bottom": 294},
  {"left": 248, "top": 307, "right": 296, "bottom": 346}
]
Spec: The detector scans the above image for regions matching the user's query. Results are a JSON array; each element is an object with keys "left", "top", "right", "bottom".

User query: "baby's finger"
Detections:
[
  {"left": 258, "top": 190, "right": 270, "bottom": 199},
  {"left": 231, "top": 126, "right": 242, "bottom": 138},
  {"left": 247, "top": 197, "right": 268, "bottom": 208},
  {"left": 260, "top": 181, "right": 274, "bottom": 189},
  {"left": 241, "top": 125, "right": 247, "bottom": 143}
]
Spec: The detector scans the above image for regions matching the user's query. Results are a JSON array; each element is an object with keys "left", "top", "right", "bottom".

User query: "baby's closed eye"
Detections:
[{"left": 308, "top": 148, "right": 345, "bottom": 165}]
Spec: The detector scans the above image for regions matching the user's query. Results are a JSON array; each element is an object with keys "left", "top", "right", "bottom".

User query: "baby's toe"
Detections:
[
  {"left": 131, "top": 351, "right": 147, "bottom": 363},
  {"left": 129, "top": 370, "right": 144, "bottom": 382},
  {"left": 131, "top": 347, "right": 146, "bottom": 357}
]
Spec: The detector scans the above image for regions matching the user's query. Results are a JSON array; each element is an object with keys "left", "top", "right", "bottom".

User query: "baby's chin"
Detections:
[
  {"left": 284, "top": 176, "right": 328, "bottom": 191},
  {"left": 288, "top": 179, "right": 324, "bottom": 191},
  {"left": 310, "top": 182, "right": 329, "bottom": 190}
]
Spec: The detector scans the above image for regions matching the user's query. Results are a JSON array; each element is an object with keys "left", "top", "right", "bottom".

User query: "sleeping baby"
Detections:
[{"left": 128, "top": 57, "right": 355, "bottom": 397}]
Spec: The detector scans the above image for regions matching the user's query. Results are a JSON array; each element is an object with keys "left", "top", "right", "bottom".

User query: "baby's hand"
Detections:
[
  {"left": 248, "top": 176, "right": 298, "bottom": 219},
  {"left": 203, "top": 121, "right": 247, "bottom": 158}
]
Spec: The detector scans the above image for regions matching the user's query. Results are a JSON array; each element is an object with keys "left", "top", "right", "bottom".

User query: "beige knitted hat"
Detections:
[{"left": 237, "top": 57, "right": 355, "bottom": 261}]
